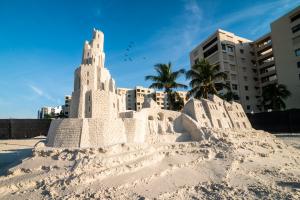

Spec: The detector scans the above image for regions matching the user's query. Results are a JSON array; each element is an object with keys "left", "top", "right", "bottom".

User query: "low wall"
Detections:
[
  {"left": 247, "top": 109, "right": 300, "bottom": 133},
  {"left": 0, "top": 119, "right": 51, "bottom": 139}
]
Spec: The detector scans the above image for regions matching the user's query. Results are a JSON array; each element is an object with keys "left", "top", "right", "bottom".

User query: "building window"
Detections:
[
  {"left": 230, "top": 64, "right": 236, "bottom": 71},
  {"left": 246, "top": 96, "right": 249, "bottom": 100},
  {"left": 203, "top": 44, "right": 218, "bottom": 58},
  {"left": 299, "top": 74, "right": 300, "bottom": 80},
  {"left": 227, "top": 45, "right": 234, "bottom": 53},
  {"left": 291, "top": 12, "right": 300, "bottom": 22},
  {"left": 221, "top": 43, "right": 226, "bottom": 51},
  {"left": 292, "top": 24, "right": 300, "bottom": 34},
  {"left": 295, "top": 48, "right": 300, "bottom": 56},
  {"left": 97, "top": 44, "right": 99, "bottom": 48},
  {"left": 245, "top": 86, "right": 248, "bottom": 90},
  {"left": 247, "top": 105, "right": 250, "bottom": 110},
  {"left": 87, "top": 80, "right": 89, "bottom": 85},
  {"left": 194, "top": 58, "right": 200, "bottom": 64},
  {"left": 240, "top": 49, "right": 244, "bottom": 54},
  {"left": 298, "top": 61, "right": 300, "bottom": 68},
  {"left": 241, "top": 58, "right": 246, "bottom": 63},
  {"left": 231, "top": 74, "right": 237, "bottom": 81},
  {"left": 244, "top": 76, "right": 248, "bottom": 81},
  {"left": 232, "top": 84, "right": 238, "bottom": 90},
  {"left": 202, "top": 37, "right": 218, "bottom": 51}
]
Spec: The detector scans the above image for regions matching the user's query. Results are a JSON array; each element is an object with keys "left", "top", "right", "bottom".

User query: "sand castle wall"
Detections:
[{"left": 46, "top": 29, "right": 253, "bottom": 148}]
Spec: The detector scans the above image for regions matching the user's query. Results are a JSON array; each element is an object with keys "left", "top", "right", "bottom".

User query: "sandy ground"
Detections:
[
  {"left": 278, "top": 136, "right": 300, "bottom": 150},
  {"left": 0, "top": 131, "right": 299, "bottom": 199},
  {"left": 0, "top": 137, "right": 46, "bottom": 175}
]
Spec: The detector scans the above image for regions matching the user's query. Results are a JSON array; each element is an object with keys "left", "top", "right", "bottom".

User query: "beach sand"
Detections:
[{"left": 0, "top": 130, "right": 299, "bottom": 199}]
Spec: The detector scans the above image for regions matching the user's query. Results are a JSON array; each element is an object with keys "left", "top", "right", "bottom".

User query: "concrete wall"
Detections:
[
  {"left": 0, "top": 119, "right": 51, "bottom": 139},
  {"left": 247, "top": 109, "right": 300, "bottom": 133}
]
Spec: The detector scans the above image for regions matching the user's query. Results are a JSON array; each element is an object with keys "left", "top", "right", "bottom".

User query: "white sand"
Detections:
[{"left": 0, "top": 130, "right": 299, "bottom": 199}]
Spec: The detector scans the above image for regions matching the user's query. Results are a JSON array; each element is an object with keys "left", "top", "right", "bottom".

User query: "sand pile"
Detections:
[{"left": 0, "top": 129, "right": 299, "bottom": 199}]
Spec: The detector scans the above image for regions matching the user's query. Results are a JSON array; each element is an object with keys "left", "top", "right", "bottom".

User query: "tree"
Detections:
[
  {"left": 168, "top": 91, "right": 185, "bottom": 111},
  {"left": 219, "top": 90, "right": 239, "bottom": 102},
  {"left": 262, "top": 83, "right": 291, "bottom": 111},
  {"left": 186, "top": 59, "right": 228, "bottom": 99},
  {"left": 43, "top": 114, "right": 52, "bottom": 119},
  {"left": 145, "top": 62, "right": 187, "bottom": 111}
]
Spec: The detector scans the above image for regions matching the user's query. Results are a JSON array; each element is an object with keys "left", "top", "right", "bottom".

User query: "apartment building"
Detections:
[
  {"left": 190, "top": 6, "right": 300, "bottom": 112},
  {"left": 136, "top": 86, "right": 155, "bottom": 110},
  {"left": 38, "top": 106, "right": 62, "bottom": 119},
  {"left": 117, "top": 86, "right": 154, "bottom": 111},
  {"left": 190, "top": 29, "right": 260, "bottom": 113},
  {"left": 270, "top": 6, "right": 300, "bottom": 109},
  {"left": 117, "top": 86, "right": 188, "bottom": 111}
]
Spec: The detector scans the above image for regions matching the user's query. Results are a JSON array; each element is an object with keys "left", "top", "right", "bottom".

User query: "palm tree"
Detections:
[
  {"left": 145, "top": 62, "right": 187, "bottom": 110},
  {"left": 262, "top": 83, "right": 291, "bottom": 111},
  {"left": 219, "top": 90, "right": 239, "bottom": 102},
  {"left": 186, "top": 59, "right": 228, "bottom": 99},
  {"left": 168, "top": 91, "right": 185, "bottom": 111}
]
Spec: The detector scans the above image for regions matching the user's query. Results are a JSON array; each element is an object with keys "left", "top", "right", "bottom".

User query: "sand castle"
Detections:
[
  {"left": 47, "top": 29, "right": 252, "bottom": 148},
  {"left": 1, "top": 29, "right": 299, "bottom": 200}
]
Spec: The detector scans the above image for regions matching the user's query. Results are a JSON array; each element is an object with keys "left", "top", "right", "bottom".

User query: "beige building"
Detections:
[
  {"left": 269, "top": 6, "right": 300, "bottom": 109},
  {"left": 190, "top": 29, "right": 260, "bottom": 113},
  {"left": 38, "top": 106, "right": 62, "bottom": 119},
  {"left": 190, "top": 6, "right": 300, "bottom": 112},
  {"left": 117, "top": 86, "right": 188, "bottom": 111}
]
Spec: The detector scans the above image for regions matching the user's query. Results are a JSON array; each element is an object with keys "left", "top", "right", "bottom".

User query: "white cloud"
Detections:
[
  {"left": 109, "top": 0, "right": 300, "bottom": 87},
  {"left": 29, "top": 84, "right": 43, "bottom": 96},
  {"left": 145, "top": 0, "right": 300, "bottom": 64},
  {"left": 28, "top": 84, "right": 59, "bottom": 103}
]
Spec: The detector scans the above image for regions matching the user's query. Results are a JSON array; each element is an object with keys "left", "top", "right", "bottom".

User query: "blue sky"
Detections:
[{"left": 0, "top": 0, "right": 299, "bottom": 118}]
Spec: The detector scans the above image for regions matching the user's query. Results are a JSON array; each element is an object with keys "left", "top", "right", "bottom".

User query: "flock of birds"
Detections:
[{"left": 123, "top": 41, "right": 147, "bottom": 62}]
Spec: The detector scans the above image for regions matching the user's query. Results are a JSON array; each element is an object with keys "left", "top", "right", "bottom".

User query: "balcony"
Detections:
[
  {"left": 256, "top": 41, "right": 272, "bottom": 54},
  {"left": 261, "top": 78, "right": 277, "bottom": 87},
  {"left": 258, "top": 60, "right": 275, "bottom": 69},
  {"left": 257, "top": 51, "right": 273, "bottom": 62},
  {"left": 259, "top": 68, "right": 276, "bottom": 78}
]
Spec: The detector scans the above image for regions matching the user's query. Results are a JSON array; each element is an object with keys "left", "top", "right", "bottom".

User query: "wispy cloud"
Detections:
[
  {"left": 29, "top": 84, "right": 43, "bottom": 96},
  {"left": 141, "top": 0, "right": 299, "bottom": 63},
  {"left": 28, "top": 84, "right": 59, "bottom": 104},
  {"left": 108, "top": 0, "right": 300, "bottom": 88}
]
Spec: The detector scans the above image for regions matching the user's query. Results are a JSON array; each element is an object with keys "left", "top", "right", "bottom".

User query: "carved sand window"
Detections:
[
  {"left": 158, "top": 113, "right": 164, "bottom": 121},
  {"left": 148, "top": 116, "right": 154, "bottom": 120}
]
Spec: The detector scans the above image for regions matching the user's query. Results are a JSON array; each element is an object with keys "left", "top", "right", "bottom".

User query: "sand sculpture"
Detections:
[
  {"left": 1, "top": 29, "right": 299, "bottom": 200},
  {"left": 47, "top": 29, "right": 252, "bottom": 148}
]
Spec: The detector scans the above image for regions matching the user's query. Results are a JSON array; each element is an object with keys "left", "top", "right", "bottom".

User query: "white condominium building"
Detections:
[
  {"left": 190, "top": 6, "right": 300, "bottom": 112},
  {"left": 117, "top": 86, "right": 188, "bottom": 111},
  {"left": 190, "top": 29, "right": 260, "bottom": 113}
]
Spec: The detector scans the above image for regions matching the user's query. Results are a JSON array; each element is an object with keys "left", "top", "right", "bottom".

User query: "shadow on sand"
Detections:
[{"left": 0, "top": 148, "right": 33, "bottom": 176}]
